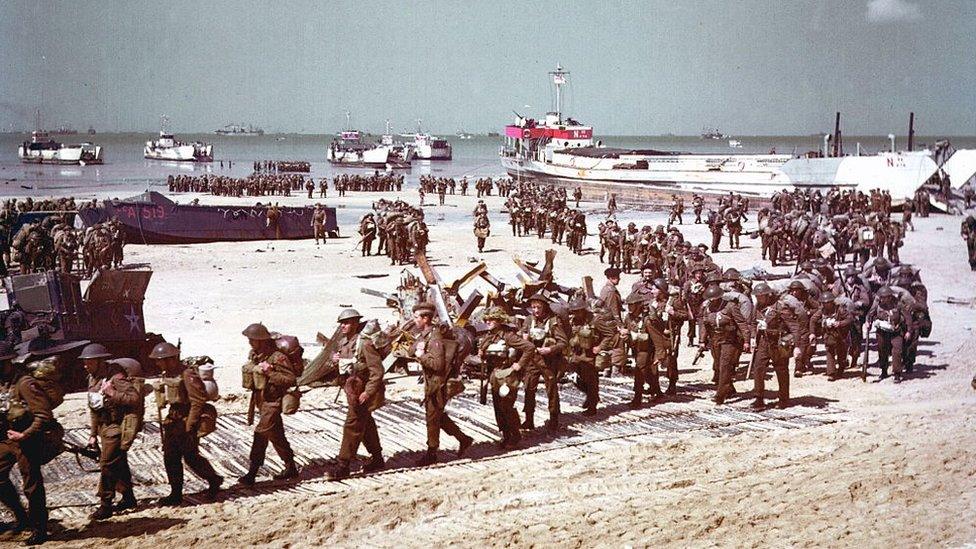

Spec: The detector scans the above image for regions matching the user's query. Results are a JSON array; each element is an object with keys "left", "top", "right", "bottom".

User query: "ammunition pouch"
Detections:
[
  {"left": 241, "top": 363, "right": 255, "bottom": 390},
  {"left": 445, "top": 378, "right": 465, "bottom": 400},
  {"left": 154, "top": 376, "right": 185, "bottom": 408},
  {"left": 120, "top": 412, "right": 142, "bottom": 450}
]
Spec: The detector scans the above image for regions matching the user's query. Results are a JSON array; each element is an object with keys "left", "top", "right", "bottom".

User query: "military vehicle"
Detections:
[{"left": 1, "top": 268, "right": 163, "bottom": 390}]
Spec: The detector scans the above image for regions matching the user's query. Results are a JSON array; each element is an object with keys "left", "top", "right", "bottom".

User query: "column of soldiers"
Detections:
[
  {"left": 501, "top": 182, "right": 588, "bottom": 255},
  {"left": 168, "top": 173, "right": 312, "bottom": 197},
  {"left": 333, "top": 173, "right": 404, "bottom": 195},
  {"left": 252, "top": 160, "right": 311, "bottom": 173},
  {"left": 357, "top": 199, "right": 428, "bottom": 265}
]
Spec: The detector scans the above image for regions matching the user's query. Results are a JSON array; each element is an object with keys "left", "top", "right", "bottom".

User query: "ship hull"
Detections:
[
  {"left": 77, "top": 192, "right": 338, "bottom": 245},
  {"left": 502, "top": 151, "right": 937, "bottom": 201},
  {"left": 18, "top": 144, "right": 104, "bottom": 165},
  {"left": 144, "top": 145, "right": 213, "bottom": 162},
  {"left": 326, "top": 146, "right": 391, "bottom": 168}
]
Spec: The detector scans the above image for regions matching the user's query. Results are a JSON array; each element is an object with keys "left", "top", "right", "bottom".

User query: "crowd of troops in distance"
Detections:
[
  {"left": 478, "top": 182, "right": 591, "bottom": 256},
  {"left": 0, "top": 181, "right": 955, "bottom": 546},
  {"left": 252, "top": 160, "right": 311, "bottom": 173},
  {"left": 167, "top": 173, "right": 313, "bottom": 198},
  {"left": 357, "top": 199, "right": 429, "bottom": 265},
  {"left": 332, "top": 173, "right": 404, "bottom": 195},
  {"left": 418, "top": 176, "right": 515, "bottom": 206},
  {"left": 0, "top": 200, "right": 124, "bottom": 278}
]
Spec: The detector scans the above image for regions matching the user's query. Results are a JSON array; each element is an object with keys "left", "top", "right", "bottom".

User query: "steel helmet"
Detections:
[
  {"left": 752, "top": 282, "right": 774, "bottom": 296},
  {"left": 337, "top": 308, "right": 363, "bottom": 323},
  {"left": 819, "top": 293, "right": 837, "bottom": 304},
  {"left": 78, "top": 343, "right": 112, "bottom": 360},
  {"left": 242, "top": 322, "right": 272, "bottom": 340},
  {"left": 653, "top": 278, "right": 669, "bottom": 292},
  {"left": 788, "top": 280, "right": 807, "bottom": 292},
  {"left": 148, "top": 342, "right": 180, "bottom": 360},
  {"left": 108, "top": 357, "right": 143, "bottom": 378},
  {"left": 876, "top": 286, "right": 895, "bottom": 300},
  {"left": 703, "top": 286, "right": 724, "bottom": 301}
]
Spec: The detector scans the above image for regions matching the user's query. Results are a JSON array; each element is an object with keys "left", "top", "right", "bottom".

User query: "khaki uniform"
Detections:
[
  {"left": 700, "top": 299, "right": 749, "bottom": 402},
  {"left": 753, "top": 298, "right": 806, "bottom": 405},
  {"left": 245, "top": 349, "right": 297, "bottom": 475},
  {"left": 334, "top": 332, "right": 385, "bottom": 463},
  {"left": 0, "top": 375, "right": 52, "bottom": 536},
  {"left": 161, "top": 366, "right": 221, "bottom": 497},
  {"left": 88, "top": 367, "right": 141, "bottom": 506},
  {"left": 811, "top": 305, "right": 853, "bottom": 376},
  {"left": 567, "top": 318, "right": 600, "bottom": 412},
  {"left": 600, "top": 282, "right": 622, "bottom": 321},
  {"left": 414, "top": 326, "right": 467, "bottom": 451},
  {"left": 523, "top": 315, "right": 567, "bottom": 428},
  {"left": 479, "top": 329, "right": 535, "bottom": 446}
]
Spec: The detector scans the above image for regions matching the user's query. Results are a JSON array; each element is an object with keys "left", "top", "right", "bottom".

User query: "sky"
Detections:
[{"left": 1, "top": 0, "right": 974, "bottom": 135}]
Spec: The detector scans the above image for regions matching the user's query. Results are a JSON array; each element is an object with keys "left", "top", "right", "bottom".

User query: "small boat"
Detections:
[
  {"left": 728, "top": 139, "right": 743, "bottom": 149},
  {"left": 701, "top": 127, "right": 728, "bottom": 140},
  {"left": 77, "top": 191, "right": 338, "bottom": 244},
  {"left": 327, "top": 130, "right": 392, "bottom": 168},
  {"left": 145, "top": 116, "right": 213, "bottom": 162},
  {"left": 18, "top": 131, "right": 103, "bottom": 165},
  {"left": 456, "top": 130, "right": 473, "bottom": 140}
]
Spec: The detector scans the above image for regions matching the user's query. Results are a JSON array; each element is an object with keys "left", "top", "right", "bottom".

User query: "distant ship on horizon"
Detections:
[{"left": 215, "top": 123, "right": 264, "bottom": 136}]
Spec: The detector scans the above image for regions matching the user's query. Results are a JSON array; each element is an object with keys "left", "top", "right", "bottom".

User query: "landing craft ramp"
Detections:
[{"left": 35, "top": 377, "right": 841, "bottom": 521}]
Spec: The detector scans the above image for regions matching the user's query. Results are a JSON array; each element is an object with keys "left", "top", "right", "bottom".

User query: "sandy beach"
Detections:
[{"left": 5, "top": 187, "right": 976, "bottom": 547}]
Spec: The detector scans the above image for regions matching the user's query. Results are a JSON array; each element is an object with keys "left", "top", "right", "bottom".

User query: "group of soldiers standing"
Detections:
[
  {"left": 168, "top": 173, "right": 313, "bottom": 198},
  {"left": 357, "top": 199, "right": 429, "bottom": 265}
]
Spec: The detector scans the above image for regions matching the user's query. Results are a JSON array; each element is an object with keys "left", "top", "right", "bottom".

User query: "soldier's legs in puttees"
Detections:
[
  {"left": 772, "top": 355, "right": 790, "bottom": 402},
  {"left": 491, "top": 383, "right": 520, "bottom": 443},
  {"left": 889, "top": 335, "right": 904, "bottom": 375},
  {"left": 182, "top": 432, "right": 220, "bottom": 483},
  {"left": 542, "top": 364, "right": 560, "bottom": 422},
  {"left": 824, "top": 342, "right": 838, "bottom": 376},
  {"left": 710, "top": 344, "right": 721, "bottom": 383},
  {"left": 522, "top": 365, "right": 541, "bottom": 421},
  {"left": 877, "top": 334, "right": 892, "bottom": 374},
  {"left": 162, "top": 426, "right": 185, "bottom": 494},
  {"left": 633, "top": 350, "right": 649, "bottom": 400},
  {"left": 264, "top": 412, "right": 295, "bottom": 467},
  {"left": 752, "top": 345, "right": 770, "bottom": 401},
  {"left": 97, "top": 427, "right": 132, "bottom": 502},
  {"left": 16, "top": 436, "right": 47, "bottom": 533},
  {"left": 717, "top": 343, "right": 737, "bottom": 399}
]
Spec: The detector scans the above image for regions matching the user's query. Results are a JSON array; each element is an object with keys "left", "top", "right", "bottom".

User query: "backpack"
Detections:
[{"left": 29, "top": 359, "right": 65, "bottom": 410}]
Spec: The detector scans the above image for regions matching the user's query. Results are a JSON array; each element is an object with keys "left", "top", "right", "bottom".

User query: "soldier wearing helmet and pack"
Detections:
[
  {"left": 409, "top": 302, "right": 473, "bottom": 466},
  {"left": 148, "top": 341, "right": 223, "bottom": 506},
  {"left": 327, "top": 309, "right": 386, "bottom": 480},
  {"left": 810, "top": 293, "right": 853, "bottom": 381},
  {"left": 478, "top": 307, "right": 536, "bottom": 449},
  {"left": 750, "top": 283, "right": 807, "bottom": 410},
  {"left": 865, "top": 286, "right": 908, "bottom": 381},
  {"left": 79, "top": 343, "right": 141, "bottom": 520},
  {"left": 0, "top": 343, "right": 53, "bottom": 545},
  {"left": 521, "top": 293, "right": 566, "bottom": 432},
  {"left": 566, "top": 298, "right": 600, "bottom": 415},
  {"left": 698, "top": 284, "right": 750, "bottom": 404},
  {"left": 237, "top": 323, "right": 300, "bottom": 486}
]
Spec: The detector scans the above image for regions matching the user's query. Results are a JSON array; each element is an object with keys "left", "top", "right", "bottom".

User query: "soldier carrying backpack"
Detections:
[
  {"left": 0, "top": 343, "right": 55, "bottom": 545},
  {"left": 79, "top": 343, "right": 143, "bottom": 521}
]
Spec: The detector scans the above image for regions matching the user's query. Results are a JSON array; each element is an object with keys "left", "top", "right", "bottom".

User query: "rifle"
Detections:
[
  {"left": 692, "top": 345, "right": 707, "bottom": 366},
  {"left": 861, "top": 325, "right": 870, "bottom": 382},
  {"left": 246, "top": 389, "right": 257, "bottom": 426},
  {"left": 64, "top": 441, "right": 101, "bottom": 472}
]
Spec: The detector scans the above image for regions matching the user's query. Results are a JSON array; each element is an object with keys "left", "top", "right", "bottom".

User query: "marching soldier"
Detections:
[
  {"left": 522, "top": 294, "right": 566, "bottom": 432},
  {"left": 479, "top": 307, "right": 536, "bottom": 449},
  {"left": 566, "top": 299, "right": 600, "bottom": 415},
  {"left": 699, "top": 285, "right": 750, "bottom": 404},
  {"left": 622, "top": 293, "right": 652, "bottom": 407},
  {"left": 473, "top": 213, "right": 491, "bottom": 253},
  {"left": 0, "top": 344, "right": 51, "bottom": 545},
  {"left": 865, "top": 287, "right": 907, "bottom": 381},
  {"left": 707, "top": 209, "right": 724, "bottom": 254},
  {"left": 80, "top": 343, "right": 140, "bottom": 520},
  {"left": 238, "top": 324, "right": 300, "bottom": 485},
  {"left": 149, "top": 342, "right": 223, "bottom": 506},
  {"left": 692, "top": 194, "right": 704, "bottom": 224},
  {"left": 359, "top": 214, "right": 377, "bottom": 256},
  {"left": 410, "top": 303, "right": 473, "bottom": 465},
  {"left": 750, "top": 283, "right": 806, "bottom": 410},
  {"left": 811, "top": 294, "right": 853, "bottom": 381},
  {"left": 327, "top": 309, "right": 385, "bottom": 480},
  {"left": 600, "top": 267, "right": 623, "bottom": 321}
]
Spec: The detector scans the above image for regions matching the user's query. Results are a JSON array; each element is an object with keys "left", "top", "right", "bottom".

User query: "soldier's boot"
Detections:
[
  {"left": 0, "top": 484, "right": 29, "bottom": 533},
  {"left": 520, "top": 418, "right": 534, "bottom": 430},
  {"left": 115, "top": 490, "right": 137, "bottom": 513},
  {"left": 362, "top": 454, "right": 385, "bottom": 474},
  {"left": 90, "top": 502, "right": 113, "bottom": 521},
  {"left": 205, "top": 476, "right": 223, "bottom": 501},
  {"left": 327, "top": 460, "right": 351, "bottom": 481},
  {"left": 237, "top": 470, "right": 258, "bottom": 486},
  {"left": 158, "top": 492, "right": 183, "bottom": 507},
  {"left": 273, "top": 464, "right": 299, "bottom": 481},
  {"left": 750, "top": 398, "right": 766, "bottom": 411},
  {"left": 544, "top": 417, "right": 559, "bottom": 433},
  {"left": 24, "top": 531, "right": 47, "bottom": 546},
  {"left": 416, "top": 449, "right": 438, "bottom": 467},
  {"left": 457, "top": 435, "right": 474, "bottom": 458},
  {"left": 665, "top": 380, "right": 677, "bottom": 396}
]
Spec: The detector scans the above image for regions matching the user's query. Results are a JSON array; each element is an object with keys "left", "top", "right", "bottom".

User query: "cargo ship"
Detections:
[
  {"left": 77, "top": 192, "right": 338, "bottom": 244},
  {"left": 500, "top": 65, "right": 940, "bottom": 200},
  {"left": 215, "top": 123, "right": 264, "bottom": 136}
]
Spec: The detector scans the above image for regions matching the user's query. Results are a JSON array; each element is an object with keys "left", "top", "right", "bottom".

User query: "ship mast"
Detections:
[{"left": 549, "top": 64, "right": 569, "bottom": 124}]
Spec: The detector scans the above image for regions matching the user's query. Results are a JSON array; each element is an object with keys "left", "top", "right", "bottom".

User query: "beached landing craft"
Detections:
[
  {"left": 500, "top": 65, "right": 943, "bottom": 201},
  {"left": 77, "top": 191, "right": 338, "bottom": 244},
  {"left": 327, "top": 129, "right": 393, "bottom": 168},
  {"left": 403, "top": 120, "right": 452, "bottom": 160},
  {"left": 18, "top": 130, "right": 104, "bottom": 165}
]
